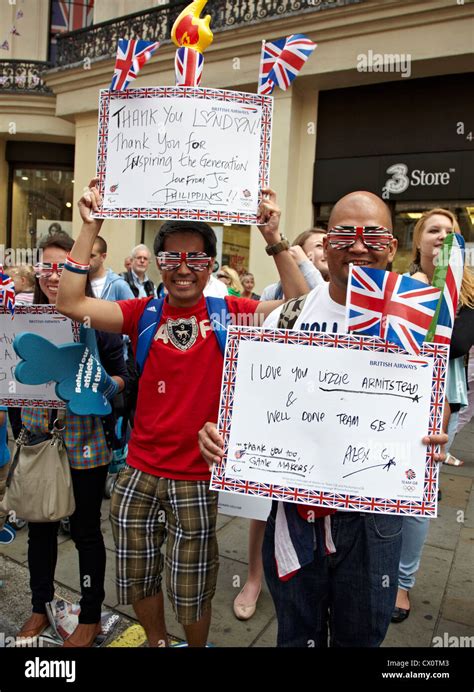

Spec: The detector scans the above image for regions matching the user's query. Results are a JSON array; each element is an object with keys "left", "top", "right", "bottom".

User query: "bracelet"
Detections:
[
  {"left": 63, "top": 263, "right": 89, "bottom": 275},
  {"left": 66, "top": 254, "right": 90, "bottom": 268}
]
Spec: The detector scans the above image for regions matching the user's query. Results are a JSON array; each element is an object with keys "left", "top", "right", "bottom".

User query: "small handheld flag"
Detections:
[
  {"left": 346, "top": 265, "right": 441, "bottom": 354},
  {"left": 258, "top": 34, "right": 316, "bottom": 95},
  {"left": 0, "top": 267, "right": 15, "bottom": 317},
  {"left": 110, "top": 39, "right": 160, "bottom": 91},
  {"left": 425, "top": 232, "right": 465, "bottom": 344}
]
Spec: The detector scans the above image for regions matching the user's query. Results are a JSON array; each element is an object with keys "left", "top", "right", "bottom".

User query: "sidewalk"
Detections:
[{"left": 1, "top": 419, "right": 472, "bottom": 648}]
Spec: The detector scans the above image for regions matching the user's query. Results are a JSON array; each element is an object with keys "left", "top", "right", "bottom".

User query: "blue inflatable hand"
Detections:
[
  {"left": 56, "top": 346, "right": 119, "bottom": 416},
  {"left": 14, "top": 333, "right": 85, "bottom": 384},
  {"left": 13, "top": 329, "right": 119, "bottom": 417}
]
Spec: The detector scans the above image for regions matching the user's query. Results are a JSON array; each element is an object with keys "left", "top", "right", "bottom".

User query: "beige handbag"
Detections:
[{"left": 0, "top": 410, "right": 75, "bottom": 523}]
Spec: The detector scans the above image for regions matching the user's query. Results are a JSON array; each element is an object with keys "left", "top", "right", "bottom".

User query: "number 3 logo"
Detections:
[{"left": 382, "top": 163, "right": 410, "bottom": 198}]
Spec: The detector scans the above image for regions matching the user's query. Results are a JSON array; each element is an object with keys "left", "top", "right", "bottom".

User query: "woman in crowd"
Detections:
[
  {"left": 392, "top": 208, "right": 474, "bottom": 623},
  {"left": 17, "top": 234, "right": 128, "bottom": 647},
  {"left": 260, "top": 228, "right": 328, "bottom": 301},
  {"left": 241, "top": 272, "right": 260, "bottom": 301},
  {"left": 217, "top": 265, "right": 243, "bottom": 296}
]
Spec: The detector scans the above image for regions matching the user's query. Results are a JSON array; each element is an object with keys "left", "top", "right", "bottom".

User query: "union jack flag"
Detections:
[
  {"left": 110, "top": 39, "right": 160, "bottom": 91},
  {"left": 347, "top": 266, "right": 441, "bottom": 354},
  {"left": 50, "top": 1, "right": 95, "bottom": 62},
  {"left": 425, "top": 232, "right": 465, "bottom": 345},
  {"left": 0, "top": 268, "right": 15, "bottom": 317},
  {"left": 175, "top": 46, "right": 203, "bottom": 87},
  {"left": 258, "top": 34, "right": 316, "bottom": 95},
  {"left": 51, "top": 0, "right": 94, "bottom": 33}
]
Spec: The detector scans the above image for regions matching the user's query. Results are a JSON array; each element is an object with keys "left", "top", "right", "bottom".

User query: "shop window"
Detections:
[
  {"left": 10, "top": 168, "right": 74, "bottom": 250},
  {"left": 222, "top": 225, "right": 250, "bottom": 274}
]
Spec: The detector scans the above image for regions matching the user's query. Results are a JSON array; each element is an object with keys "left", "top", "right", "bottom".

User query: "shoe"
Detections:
[
  {"left": 62, "top": 622, "right": 101, "bottom": 648},
  {"left": 0, "top": 525, "right": 16, "bottom": 545},
  {"left": 444, "top": 454, "right": 464, "bottom": 467},
  {"left": 391, "top": 606, "right": 410, "bottom": 623},
  {"left": 17, "top": 613, "right": 49, "bottom": 640},
  {"left": 233, "top": 585, "right": 261, "bottom": 621}
]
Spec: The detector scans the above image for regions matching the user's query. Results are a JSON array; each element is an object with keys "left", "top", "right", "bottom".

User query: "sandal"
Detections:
[{"left": 444, "top": 453, "right": 464, "bottom": 467}]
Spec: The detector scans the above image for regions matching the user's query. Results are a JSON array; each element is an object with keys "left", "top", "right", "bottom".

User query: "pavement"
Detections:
[{"left": 0, "top": 419, "right": 473, "bottom": 648}]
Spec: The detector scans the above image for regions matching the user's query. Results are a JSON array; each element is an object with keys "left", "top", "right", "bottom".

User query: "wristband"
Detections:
[
  {"left": 66, "top": 254, "right": 90, "bottom": 268},
  {"left": 63, "top": 263, "right": 90, "bottom": 274}
]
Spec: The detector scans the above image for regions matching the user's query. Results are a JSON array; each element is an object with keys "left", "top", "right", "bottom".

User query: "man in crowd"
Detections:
[
  {"left": 122, "top": 244, "right": 156, "bottom": 298},
  {"left": 198, "top": 190, "right": 448, "bottom": 648},
  {"left": 56, "top": 180, "right": 309, "bottom": 648},
  {"left": 89, "top": 236, "right": 134, "bottom": 300}
]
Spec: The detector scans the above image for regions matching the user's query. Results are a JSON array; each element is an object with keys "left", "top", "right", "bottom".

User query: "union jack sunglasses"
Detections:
[
  {"left": 327, "top": 226, "right": 394, "bottom": 250},
  {"left": 156, "top": 252, "right": 212, "bottom": 272},
  {"left": 34, "top": 262, "right": 65, "bottom": 278}
]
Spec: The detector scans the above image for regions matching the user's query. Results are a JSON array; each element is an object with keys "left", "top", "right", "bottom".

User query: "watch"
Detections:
[{"left": 265, "top": 234, "right": 290, "bottom": 256}]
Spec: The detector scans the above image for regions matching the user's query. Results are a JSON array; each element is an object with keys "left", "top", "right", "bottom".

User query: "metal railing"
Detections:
[
  {"left": 0, "top": 60, "right": 52, "bottom": 94},
  {"left": 55, "top": 0, "right": 364, "bottom": 67}
]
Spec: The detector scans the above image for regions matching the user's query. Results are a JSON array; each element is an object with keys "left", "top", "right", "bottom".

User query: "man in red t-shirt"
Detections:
[{"left": 56, "top": 179, "right": 309, "bottom": 647}]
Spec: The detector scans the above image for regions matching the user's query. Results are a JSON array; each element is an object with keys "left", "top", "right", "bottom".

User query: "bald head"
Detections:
[{"left": 328, "top": 191, "right": 392, "bottom": 229}]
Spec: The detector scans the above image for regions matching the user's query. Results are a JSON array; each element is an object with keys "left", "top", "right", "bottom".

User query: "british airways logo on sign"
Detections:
[{"left": 382, "top": 163, "right": 454, "bottom": 199}]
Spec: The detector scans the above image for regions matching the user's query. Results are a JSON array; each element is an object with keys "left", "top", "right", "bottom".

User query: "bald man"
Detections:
[{"left": 199, "top": 191, "right": 448, "bottom": 647}]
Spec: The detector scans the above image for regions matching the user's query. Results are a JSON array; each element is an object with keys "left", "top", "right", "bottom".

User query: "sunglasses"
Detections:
[
  {"left": 327, "top": 226, "right": 394, "bottom": 250},
  {"left": 156, "top": 252, "right": 212, "bottom": 272},
  {"left": 34, "top": 262, "right": 65, "bottom": 278},
  {"left": 217, "top": 273, "right": 230, "bottom": 280}
]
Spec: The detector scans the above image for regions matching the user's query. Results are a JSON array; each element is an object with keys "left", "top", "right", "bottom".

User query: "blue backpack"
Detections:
[{"left": 135, "top": 296, "right": 229, "bottom": 375}]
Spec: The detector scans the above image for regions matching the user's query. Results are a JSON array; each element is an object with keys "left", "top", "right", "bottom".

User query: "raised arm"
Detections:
[
  {"left": 56, "top": 179, "right": 124, "bottom": 333},
  {"left": 254, "top": 188, "right": 309, "bottom": 319}
]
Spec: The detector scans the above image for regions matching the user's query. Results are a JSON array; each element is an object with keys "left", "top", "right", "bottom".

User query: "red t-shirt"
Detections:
[{"left": 119, "top": 295, "right": 258, "bottom": 480}]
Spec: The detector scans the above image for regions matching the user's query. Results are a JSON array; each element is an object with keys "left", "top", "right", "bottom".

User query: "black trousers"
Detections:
[{"left": 27, "top": 463, "right": 108, "bottom": 623}]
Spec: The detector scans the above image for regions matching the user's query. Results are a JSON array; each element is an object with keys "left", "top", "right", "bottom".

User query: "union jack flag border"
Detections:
[
  {"left": 0, "top": 305, "right": 79, "bottom": 409},
  {"left": 210, "top": 327, "right": 449, "bottom": 517},
  {"left": 95, "top": 87, "right": 272, "bottom": 225}
]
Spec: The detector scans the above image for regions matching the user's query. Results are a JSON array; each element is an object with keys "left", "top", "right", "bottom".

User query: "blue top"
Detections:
[{"left": 0, "top": 405, "right": 10, "bottom": 468}]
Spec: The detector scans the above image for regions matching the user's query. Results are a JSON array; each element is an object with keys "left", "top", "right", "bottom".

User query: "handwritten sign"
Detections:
[
  {"left": 0, "top": 307, "right": 77, "bottom": 408},
  {"left": 95, "top": 87, "right": 272, "bottom": 225},
  {"left": 210, "top": 328, "right": 449, "bottom": 517}
]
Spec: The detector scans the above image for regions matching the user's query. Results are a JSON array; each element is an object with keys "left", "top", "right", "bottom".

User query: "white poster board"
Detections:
[
  {"left": 0, "top": 307, "right": 77, "bottom": 408},
  {"left": 210, "top": 327, "right": 449, "bottom": 517},
  {"left": 95, "top": 87, "right": 272, "bottom": 225}
]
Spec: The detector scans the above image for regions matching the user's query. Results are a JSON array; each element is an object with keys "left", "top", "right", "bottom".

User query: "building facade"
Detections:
[{"left": 0, "top": 0, "right": 473, "bottom": 290}]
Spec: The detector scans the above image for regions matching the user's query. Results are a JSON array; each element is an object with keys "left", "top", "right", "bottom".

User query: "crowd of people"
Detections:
[{"left": 0, "top": 180, "right": 472, "bottom": 649}]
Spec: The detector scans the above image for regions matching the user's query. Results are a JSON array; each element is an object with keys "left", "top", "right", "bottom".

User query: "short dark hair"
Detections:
[
  {"left": 94, "top": 236, "right": 107, "bottom": 254},
  {"left": 153, "top": 221, "right": 217, "bottom": 257}
]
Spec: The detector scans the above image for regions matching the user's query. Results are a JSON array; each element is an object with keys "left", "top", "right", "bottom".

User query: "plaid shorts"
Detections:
[{"left": 110, "top": 465, "right": 219, "bottom": 625}]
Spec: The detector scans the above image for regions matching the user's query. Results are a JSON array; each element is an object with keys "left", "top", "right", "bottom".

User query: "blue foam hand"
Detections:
[
  {"left": 14, "top": 333, "right": 85, "bottom": 385},
  {"left": 56, "top": 345, "right": 119, "bottom": 416},
  {"left": 14, "top": 329, "right": 119, "bottom": 417}
]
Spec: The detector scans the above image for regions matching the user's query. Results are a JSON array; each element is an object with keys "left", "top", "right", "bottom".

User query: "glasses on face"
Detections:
[
  {"left": 327, "top": 226, "right": 394, "bottom": 251},
  {"left": 156, "top": 252, "right": 212, "bottom": 272},
  {"left": 34, "top": 262, "right": 65, "bottom": 278},
  {"left": 217, "top": 273, "right": 230, "bottom": 280}
]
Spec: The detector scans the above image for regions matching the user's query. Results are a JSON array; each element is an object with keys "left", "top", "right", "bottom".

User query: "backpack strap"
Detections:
[
  {"left": 277, "top": 294, "right": 309, "bottom": 330},
  {"left": 205, "top": 296, "right": 229, "bottom": 356},
  {"left": 136, "top": 298, "right": 164, "bottom": 375}
]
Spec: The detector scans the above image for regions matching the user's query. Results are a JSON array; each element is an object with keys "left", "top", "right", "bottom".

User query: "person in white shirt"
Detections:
[{"left": 199, "top": 190, "right": 449, "bottom": 647}]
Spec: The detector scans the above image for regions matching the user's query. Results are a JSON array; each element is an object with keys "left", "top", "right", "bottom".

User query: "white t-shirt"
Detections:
[
  {"left": 204, "top": 274, "right": 229, "bottom": 298},
  {"left": 263, "top": 282, "right": 346, "bottom": 334},
  {"left": 90, "top": 275, "right": 107, "bottom": 298}
]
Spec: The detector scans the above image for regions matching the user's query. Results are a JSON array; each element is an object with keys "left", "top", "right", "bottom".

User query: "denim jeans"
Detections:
[
  {"left": 262, "top": 510, "right": 403, "bottom": 647},
  {"left": 397, "top": 516, "right": 430, "bottom": 591}
]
